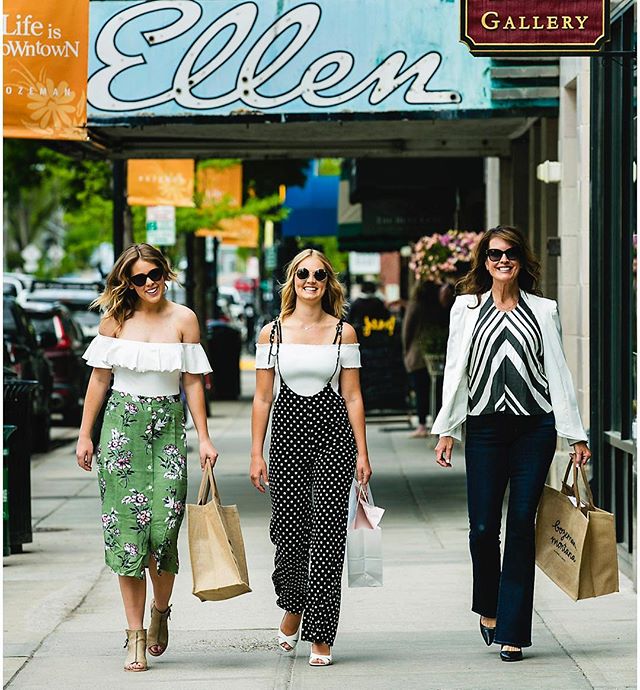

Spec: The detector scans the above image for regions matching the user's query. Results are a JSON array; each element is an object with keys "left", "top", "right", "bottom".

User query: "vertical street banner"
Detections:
[
  {"left": 3, "top": 1, "right": 89, "bottom": 139},
  {"left": 198, "top": 164, "right": 243, "bottom": 206},
  {"left": 127, "top": 160, "right": 195, "bottom": 207},
  {"left": 196, "top": 164, "right": 259, "bottom": 248}
]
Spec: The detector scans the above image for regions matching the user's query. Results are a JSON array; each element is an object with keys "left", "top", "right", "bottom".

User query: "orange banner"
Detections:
[
  {"left": 127, "top": 160, "right": 195, "bottom": 207},
  {"left": 3, "top": 1, "right": 89, "bottom": 140},
  {"left": 198, "top": 165, "right": 243, "bottom": 207},
  {"left": 196, "top": 216, "right": 259, "bottom": 248}
]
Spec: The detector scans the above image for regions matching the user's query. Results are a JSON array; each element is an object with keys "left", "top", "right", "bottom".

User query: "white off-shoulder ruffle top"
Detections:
[
  {"left": 255, "top": 342, "right": 360, "bottom": 398},
  {"left": 83, "top": 333, "right": 212, "bottom": 397}
]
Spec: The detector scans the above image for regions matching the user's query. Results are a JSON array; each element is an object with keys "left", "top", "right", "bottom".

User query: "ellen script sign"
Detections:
[{"left": 87, "top": 0, "right": 493, "bottom": 119}]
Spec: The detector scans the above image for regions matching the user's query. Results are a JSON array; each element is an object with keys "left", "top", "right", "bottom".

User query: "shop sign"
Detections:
[
  {"left": 348, "top": 252, "right": 381, "bottom": 276},
  {"left": 127, "top": 159, "right": 195, "bottom": 207},
  {"left": 88, "top": 0, "right": 492, "bottom": 119},
  {"left": 146, "top": 206, "right": 176, "bottom": 246},
  {"left": 461, "top": 0, "right": 610, "bottom": 54},
  {"left": 3, "top": 1, "right": 89, "bottom": 139}
]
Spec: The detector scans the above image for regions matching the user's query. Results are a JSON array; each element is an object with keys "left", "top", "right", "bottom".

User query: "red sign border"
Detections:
[{"left": 459, "top": 0, "right": 611, "bottom": 56}]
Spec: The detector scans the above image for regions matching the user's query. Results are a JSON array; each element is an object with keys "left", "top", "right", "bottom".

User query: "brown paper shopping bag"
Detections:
[
  {"left": 535, "top": 461, "right": 619, "bottom": 601},
  {"left": 187, "top": 465, "right": 251, "bottom": 601}
]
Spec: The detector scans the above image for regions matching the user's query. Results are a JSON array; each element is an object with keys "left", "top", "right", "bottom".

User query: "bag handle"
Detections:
[
  {"left": 196, "top": 463, "right": 221, "bottom": 506},
  {"left": 356, "top": 482, "right": 372, "bottom": 506},
  {"left": 562, "top": 460, "right": 595, "bottom": 510}
]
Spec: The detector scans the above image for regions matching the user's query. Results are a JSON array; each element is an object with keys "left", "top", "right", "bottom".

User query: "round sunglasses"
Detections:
[
  {"left": 130, "top": 267, "right": 164, "bottom": 287},
  {"left": 295, "top": 267, "right": 328, "bottom": 282},
  {"left": 486, "top": 247, "right": 521, "bottom": 262}
]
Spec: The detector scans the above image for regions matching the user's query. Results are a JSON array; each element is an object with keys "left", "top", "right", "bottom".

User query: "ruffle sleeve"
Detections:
[
  {"left": 82, "top": 334, "right": 212, "bottom": 373},
  {"left": 255, "top": 343, "right": 275, "bottom": 369},
  {"left": 82, "top": 334, "right": 113, "bottom": 369},
  {"left": 340, "top": 343, "right": 361, "bottom": 368},
  {"left": 181, "top": 343, "right": 212, "bottom": 374}
]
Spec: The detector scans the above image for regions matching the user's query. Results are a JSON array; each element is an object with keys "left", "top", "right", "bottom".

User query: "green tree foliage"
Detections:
[
  {"left": 3, "top": 140, "right": 112, "bottom": 275},
  {"left": 299, "top": 235, "right": 348, "bottom": 273},
  {"left": 4, "top": 142, "right": 310, "bottom": 275}
]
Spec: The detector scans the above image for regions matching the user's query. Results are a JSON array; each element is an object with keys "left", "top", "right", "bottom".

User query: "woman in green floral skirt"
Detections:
[{"left": 76, "top": 244, "right": 219, "bottom": 672}]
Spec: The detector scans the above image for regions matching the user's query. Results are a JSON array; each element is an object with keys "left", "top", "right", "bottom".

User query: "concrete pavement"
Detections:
[{"left": 3, "top": 370, "right": 637, "bottom": 689}]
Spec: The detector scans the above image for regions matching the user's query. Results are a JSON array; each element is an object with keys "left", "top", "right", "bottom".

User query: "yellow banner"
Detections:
[
  {"left": 3, "top": 1, "right": 89, "bottom": 140},
  {"left": 196, "top": 216, "right": 259, "bottom": 248},
  {"left": 127, "top": 160, "right": 195, "bottom": 207},
  {"left": 198, "top": 165, "right": 242, "bottom": 207}
]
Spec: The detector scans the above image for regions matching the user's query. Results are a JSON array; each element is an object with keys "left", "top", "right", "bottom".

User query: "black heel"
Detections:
[
  {"left": 479, "top": 617, "right": 496, "bottom": 646},
  {"left": 500, "top": 646, "right": 523, "bottom": 662}
]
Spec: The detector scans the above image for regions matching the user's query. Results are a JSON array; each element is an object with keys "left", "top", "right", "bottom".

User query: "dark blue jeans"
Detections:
[{"left": 465, "top": 412, "right": 557, "bottom": 647}]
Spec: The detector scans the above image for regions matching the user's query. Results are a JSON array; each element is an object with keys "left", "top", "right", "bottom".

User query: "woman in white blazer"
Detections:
[{"left": 432, "top": 225, "right": 591, "bottom": 662}]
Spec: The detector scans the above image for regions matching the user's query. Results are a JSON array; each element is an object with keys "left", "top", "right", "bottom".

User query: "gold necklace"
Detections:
[{"left": 297, "top": 319, "right": 323, "bottom": 331}]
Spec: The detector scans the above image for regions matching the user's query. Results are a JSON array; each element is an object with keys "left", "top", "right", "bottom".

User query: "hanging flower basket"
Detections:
[{"left": 409, "top": 230, "right": 481, "bottom": 285}]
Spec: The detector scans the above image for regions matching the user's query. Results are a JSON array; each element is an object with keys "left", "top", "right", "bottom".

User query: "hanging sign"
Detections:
[
  {"left": 146, "top": 206, "right": 176, "bottom": 246},
  {"left": 460, "top": 0, "right": 610, "bottom": 55},
  {"left": 127, "top": 160, "right": 195, "bottom": 207},
  {"left": 196, "top": 163, "right": 257, "bottom": 247},
  {"left": 198, "top": 165, "right": 242, "bottom": 206},
  {"left": 196, "top": 216, "right": 259, "bottom": 248},
  {"left": 3, "top": 1, "right": 89, "bottom": 139}
]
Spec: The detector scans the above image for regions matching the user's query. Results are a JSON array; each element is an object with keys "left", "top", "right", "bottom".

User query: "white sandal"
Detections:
[
  {"left": 277, "top": 617, "right": 301, "bottom": 652},
  {"left": 309, "top": 651, "right": 332, "bottom": 667}
]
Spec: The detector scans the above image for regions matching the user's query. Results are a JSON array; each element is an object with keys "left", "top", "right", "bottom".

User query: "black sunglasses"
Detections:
[
  {"left": 296, "top": 267, "right": 328, "bottom": 282},
  {"left": 130, "top": 267, "right": 164, "bottom": 287},
  {"left": 486, "top": 247, "right": 521, "bottom": 263}
]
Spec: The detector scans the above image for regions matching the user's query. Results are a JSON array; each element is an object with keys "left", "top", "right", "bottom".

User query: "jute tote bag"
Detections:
[
  {"left": 535, "top": 461, "right": 618, "bottom": 601},
  {"left": 187, "top": 465, "right": 251, "bottom": 601}
]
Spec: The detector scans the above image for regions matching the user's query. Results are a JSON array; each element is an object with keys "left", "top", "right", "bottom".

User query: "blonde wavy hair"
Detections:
[
  {"left": 91, "top": 243, "right": 177, "bottom": 333},
  {"left": 279, "top": 249, "right": 346, "bottom": 320}
]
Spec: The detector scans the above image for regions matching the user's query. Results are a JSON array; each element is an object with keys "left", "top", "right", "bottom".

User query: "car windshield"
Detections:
[
  {"left": 3, "top": 300, "right": 17, "bottom": 335},
  {"left": 27, "top": 313, "right": 56, "bottom": 336},
  {"left": 72, "top": 310, "right": 100, "bottom": 328}
]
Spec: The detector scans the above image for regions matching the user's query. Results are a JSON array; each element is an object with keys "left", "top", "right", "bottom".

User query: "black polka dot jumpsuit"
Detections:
[{"left": 267, "top": 318, "right": 357, "bottom": 646}]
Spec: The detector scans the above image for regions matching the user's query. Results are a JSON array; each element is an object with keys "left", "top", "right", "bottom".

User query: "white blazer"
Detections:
[{"left": 431, "top": 291, "right": 587, "bottom": 444}]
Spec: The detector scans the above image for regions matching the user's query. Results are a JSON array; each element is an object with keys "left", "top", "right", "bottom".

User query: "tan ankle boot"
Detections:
[
  {"left": 147, "top": 601, "right": 171, "bottom": 657},
  {"left": 124, "top": 628, "right": 148, "bottom": 672}
]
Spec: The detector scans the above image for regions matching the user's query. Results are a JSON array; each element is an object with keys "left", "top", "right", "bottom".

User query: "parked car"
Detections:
[
  {"left": 3, "top": 296, "right": 55, "bottom": 451},
  {"left": 27, "top": 279, "right": 102, "bottom": 340},
  {"left": 23, "top": 301, "right": 89, "bottom": 426}
]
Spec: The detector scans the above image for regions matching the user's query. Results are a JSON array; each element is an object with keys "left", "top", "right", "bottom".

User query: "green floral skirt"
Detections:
[{"left": 96, "top": 390, "right": 187, "bottom": 579}]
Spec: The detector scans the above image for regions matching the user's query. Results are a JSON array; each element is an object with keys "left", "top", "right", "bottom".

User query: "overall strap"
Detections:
[
  {"left": 329, "top": 318, "right": 345, "bottom": 381},
  {"left": 267, "top": 317, "right": 281, "bottom": 364}
]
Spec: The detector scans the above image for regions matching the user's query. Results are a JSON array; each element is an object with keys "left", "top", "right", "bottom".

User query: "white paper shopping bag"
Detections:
[{"left": 346, "top": 480, "right": 384, "bottom": 587}]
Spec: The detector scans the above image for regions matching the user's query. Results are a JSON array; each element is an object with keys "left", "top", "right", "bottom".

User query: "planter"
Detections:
[{"left": 423, "top": 353, "right": 445, "bottom": 377}]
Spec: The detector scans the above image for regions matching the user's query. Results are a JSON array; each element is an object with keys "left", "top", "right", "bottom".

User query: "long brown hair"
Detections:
[
  {"left": 279, "top": 249, "right": 346, "bottom": 320},
  {"left": 92, "top": 243, "right": 177, "bottom": 333},
  {"left": 456, "top": 225, "right": 542, "bottom": 307}
]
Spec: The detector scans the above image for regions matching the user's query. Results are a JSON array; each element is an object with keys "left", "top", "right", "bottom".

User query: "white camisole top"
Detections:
[
  {"left": 83, "top": 334, "right": 212, "bottom": 397},
  {"left": 255, "top": 342, "right": 360, "bottom": 398}
]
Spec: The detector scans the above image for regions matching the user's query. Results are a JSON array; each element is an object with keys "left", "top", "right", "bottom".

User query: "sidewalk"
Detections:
[{"left": 3, "top": 371, "right": 637, "bottom": 689}]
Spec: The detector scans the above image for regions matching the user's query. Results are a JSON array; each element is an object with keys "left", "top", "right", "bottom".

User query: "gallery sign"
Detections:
[
  {"left": 460, "top": 0, "right": 610, "bottom": 54},
  {"left": 87, "top": 0, "right": 494, "bottom": 120}
]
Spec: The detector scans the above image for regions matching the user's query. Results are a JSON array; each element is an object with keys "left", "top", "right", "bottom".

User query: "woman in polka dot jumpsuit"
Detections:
[{"left": 251, "top": 249, "right": 372, "bottom": 667}]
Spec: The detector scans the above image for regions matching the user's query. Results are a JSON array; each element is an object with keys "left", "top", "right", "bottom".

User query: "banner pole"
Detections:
[{"left": 113, "top": 159, "right": 126, "bottom": 257}]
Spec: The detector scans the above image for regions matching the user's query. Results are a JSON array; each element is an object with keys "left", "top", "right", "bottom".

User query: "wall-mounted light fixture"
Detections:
[{"left": 536, "top": 160, "right": 562, "bottom": 184}]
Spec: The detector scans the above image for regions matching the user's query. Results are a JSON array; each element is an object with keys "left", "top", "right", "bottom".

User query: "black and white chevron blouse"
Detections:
[{"left": 467, "top": 294, "right": 552, "bottom": 416}]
